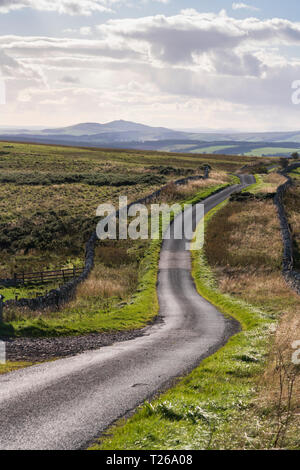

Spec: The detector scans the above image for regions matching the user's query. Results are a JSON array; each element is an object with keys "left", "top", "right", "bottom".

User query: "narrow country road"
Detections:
[{"left": 0, "top": 174, "right": 255, "bottom": 450}]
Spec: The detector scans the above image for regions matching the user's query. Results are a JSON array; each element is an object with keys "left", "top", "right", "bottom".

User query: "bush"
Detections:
[
  {"left": 148, "top": 166, "right": 194, "bottom": 176},
  {"left": 0, "top": 211, "right": 98, "bottom": 255}
]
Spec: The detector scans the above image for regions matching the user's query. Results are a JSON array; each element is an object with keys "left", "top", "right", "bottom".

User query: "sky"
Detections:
[{"left": 1, "top": 1, "right": 300, "bottom": 131}]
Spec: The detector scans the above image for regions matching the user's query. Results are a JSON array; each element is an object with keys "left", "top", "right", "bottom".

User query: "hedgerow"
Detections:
[{"left": 0, "top": 172, "right": 165, "bottom": 186}]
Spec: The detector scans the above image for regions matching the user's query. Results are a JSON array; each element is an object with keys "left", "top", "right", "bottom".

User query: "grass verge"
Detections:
[{"left": 0, "top": 361, "right": 33, "bottom": 375}]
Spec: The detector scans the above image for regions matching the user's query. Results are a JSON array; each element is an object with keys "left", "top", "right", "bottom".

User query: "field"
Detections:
[
  {"left": 155, "top": 142, "right": 300, "bottom": 157},
  {"left": 93, "top": 176, "right": 300, "bottom": 450},
  {"left": 244, "top": 147, "right": 300, "bottom": 157},
  {"left": 0, "top": 142, "right": 170, "bottom": 279},
  {"left": 190, "top": 145, "right": 234, "bottom": 154}
]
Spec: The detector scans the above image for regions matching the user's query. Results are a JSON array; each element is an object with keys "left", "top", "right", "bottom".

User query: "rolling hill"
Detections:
[{"left": 1, "top": 120, "right": 300, "bottom": 156}]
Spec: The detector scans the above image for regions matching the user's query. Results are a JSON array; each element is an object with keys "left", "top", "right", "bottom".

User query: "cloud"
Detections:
[
  {"left": 142, "top": 0, "right": 170, "bottom": 3},
  {"left": 0, "top": 35, "right": 140, "bottom": 61},
  {"left": 2, "top": 9, "right": 300, "bottom": 129},
  {"left": 97, "top": 11, "right": 300, "bottom": 67},
  {"left": 232, "top": 3, "right": 260, "bottom": 11},
  {"left": 79, "top": 26, "right": 92, "bottom": 36},
  {"left": 59, "top": 75, "right": 81, "bottom": 84},
  {"left": 0, "top": 0, "right": 119, "bottom": 15}
]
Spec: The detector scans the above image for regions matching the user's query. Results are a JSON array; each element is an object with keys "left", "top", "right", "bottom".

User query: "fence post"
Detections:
[{"left": 0, "top": 294, "right": 5, "bottom": 323}]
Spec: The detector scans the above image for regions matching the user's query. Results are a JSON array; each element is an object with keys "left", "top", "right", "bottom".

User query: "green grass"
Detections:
[
  {"left": 242, "top": 174, "right": 261, "bottom": 193},
  {"left": 245, "top": 147, "right": 300, "bottom": 157},
  {"left": 289, "top": 167, "right": 300, "bottom": 179},
  {"left": 0, "top": 282, "right": 60, "bottom": 301},
  {"left": 0, "top": 140, "right": 269, "bottom": 173},
  {"left": 90, "top": 196, "right": 276, "bottom": 450},
  {"left": 0, "top": 361, "right": 33, "bottom": 375},
  {"left": 190, "top": 145, "right": 235, "bottom": 154}
]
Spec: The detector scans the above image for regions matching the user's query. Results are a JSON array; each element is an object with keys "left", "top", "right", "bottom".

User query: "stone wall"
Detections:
[{"left": 273, "top": 162, "right": 300, "bottom": 295}]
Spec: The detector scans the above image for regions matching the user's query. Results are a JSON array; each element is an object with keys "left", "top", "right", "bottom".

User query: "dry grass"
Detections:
[
  {"left": 262, "top": 308, "right": 300, "bottom": 404},
  {"left": 257, "top": 173, "right": 287, "bottom": 193},
  {"left": 247, "top": 172, "right": 287, "bottom": 195},
  {"left": 75, "top": 242, "right": 141, "bottom": 304},
  {"left": 158, "top": 170, "right": 231, "bottom": 203},
  {"left": 75, "top": 264, "right": 138, "bottom": 302},
  {"left": 205, "top": 198, "right": 300, "bottom": 446},
  {"left": 206, "top": 200, "right": 282, "bottom": 270}
]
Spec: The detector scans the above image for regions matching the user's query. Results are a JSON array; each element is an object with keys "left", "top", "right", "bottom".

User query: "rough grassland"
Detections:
[
  {"left": 245, "top": 147, "right": 300, "bottom": 157},
  {"left": 0, "top": 140, "right": 263, "bottom": 281},
  {"left": 0, "top": 140, "right": 240, "bottom": 282}
]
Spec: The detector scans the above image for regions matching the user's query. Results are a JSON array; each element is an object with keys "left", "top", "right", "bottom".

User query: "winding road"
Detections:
[{"left": 0, "top": 174, "right": 255, "bottom": 450}]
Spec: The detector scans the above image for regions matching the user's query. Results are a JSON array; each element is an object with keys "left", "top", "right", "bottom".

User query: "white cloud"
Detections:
[
  {"left": 79, "top": 27, "right": 92, "bottom": 36},
  {"left": 143, "top": 0, "right": 170, "bottom": 3},
  {"left": 0, "top": 0, "right": 120, "bottom": 15},
  {"left": 1, "top": 9, "right": 300, "bottom": 129},
  {"left": 232, "top": 3, "right": 260, "bottom": 12},
  {"left": 0, "top": 35, "right": 140, "bottom": 61},
  {"left": 93, "top": 9, "right": 300, "bottom": 86}
]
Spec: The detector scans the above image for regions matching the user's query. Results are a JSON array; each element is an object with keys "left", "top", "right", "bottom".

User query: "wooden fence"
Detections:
[{"left": 13, "top": 267, "right": 84, "bottom": 286}]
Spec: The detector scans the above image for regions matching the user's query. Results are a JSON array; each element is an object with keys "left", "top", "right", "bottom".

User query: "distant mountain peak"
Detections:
[{"left": 41, "top": 120, "right": 177, "bottom": 136}]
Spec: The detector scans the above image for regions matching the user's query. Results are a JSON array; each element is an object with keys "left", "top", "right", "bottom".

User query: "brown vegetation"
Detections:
[
  {"left": 255, "top": 172, "right": 287, "bottom": 194},
  {"left": 158, "top": 170, "right": 231, "bottom": 203},
  {"left": 205, "top": 198, "right": 300, "bottom": 448}
]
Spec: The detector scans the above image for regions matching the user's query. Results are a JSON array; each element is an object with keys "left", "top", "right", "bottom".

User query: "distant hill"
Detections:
[
  {"left": 1, "top": 120, "right": 300, "bottom": 156},
  {"left": 40, "top": 120, "right": 187, "bottom": 141},
  {"left": 187, "top": 130, "right": 300, "bottom": 144},
  {"left": 38, "top": 122, "right": 300, "bottom": 143}
]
